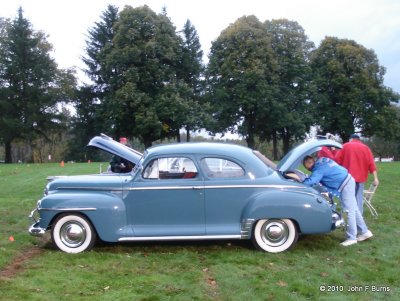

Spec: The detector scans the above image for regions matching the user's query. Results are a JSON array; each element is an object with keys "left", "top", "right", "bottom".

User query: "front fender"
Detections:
[
  {"left": 242, "top": 190, "right": 333, "bottom": 234},
  {"left": 38, "top": 191, "right": 127, "bottom": 242}
]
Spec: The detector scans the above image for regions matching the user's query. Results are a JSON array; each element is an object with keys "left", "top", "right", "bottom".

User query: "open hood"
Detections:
[
  {"left": 277, "top": 139, "right": 342, "bottom": 173},
  {"left": 87, "top": 134, "right": 143, "bottom": 165}
]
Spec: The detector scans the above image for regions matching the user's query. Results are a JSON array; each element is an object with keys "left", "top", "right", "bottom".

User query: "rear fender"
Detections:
[{"left": 242, "top": 190, "right": 333, "bottom": 235}]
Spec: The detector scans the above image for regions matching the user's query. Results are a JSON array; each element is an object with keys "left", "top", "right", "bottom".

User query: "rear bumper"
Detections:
[{"left": 332, "top": 212, "right": 345, "bottom": 230}]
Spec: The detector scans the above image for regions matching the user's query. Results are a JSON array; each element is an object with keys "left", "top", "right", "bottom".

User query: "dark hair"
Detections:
[
  {"left": 350, "top": 133, "right": 360, "bottom": 139},
  {"left": 302, "top": 155, "right": 314, "bottom": 165}
]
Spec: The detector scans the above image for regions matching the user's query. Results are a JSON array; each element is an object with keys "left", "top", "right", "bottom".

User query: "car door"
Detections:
[
  {"left": 200, "top": 156, "right": 253, "bottom": 236},
  {"left": 126, "top": 156, "right": 205, "bottom": 237}
]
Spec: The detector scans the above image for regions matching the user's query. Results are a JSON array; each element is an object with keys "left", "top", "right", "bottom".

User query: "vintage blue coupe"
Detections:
[{"left": 29, "top": 135, "right": 343, "bottom": 253}]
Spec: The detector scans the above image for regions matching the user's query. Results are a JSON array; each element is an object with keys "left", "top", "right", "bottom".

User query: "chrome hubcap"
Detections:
[
  {"left": 60, "top": 222, "right": 86, "bottom": 248},
  {"left": 261, "top": 220, "right": 289, "bottom": 247}
]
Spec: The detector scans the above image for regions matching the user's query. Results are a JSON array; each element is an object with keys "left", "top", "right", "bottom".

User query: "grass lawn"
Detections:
[{"left": 0, "top": 162, "right": 399, "bottom": 300}]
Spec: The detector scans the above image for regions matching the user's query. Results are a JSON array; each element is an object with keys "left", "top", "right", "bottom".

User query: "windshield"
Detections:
[{"left": 276, "top": 147, "right": 296, "bottom": 170}]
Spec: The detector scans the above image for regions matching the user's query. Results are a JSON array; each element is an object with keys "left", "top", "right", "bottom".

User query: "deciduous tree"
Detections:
[
  {"left": 264, "top": 19, "right": 315, "bottom": 156},
  {"left": 207, "top": 16, "right": 278, "bottom": 148},
  {"left": 310, "top": 37, "right": 398, "bottom": 142}
]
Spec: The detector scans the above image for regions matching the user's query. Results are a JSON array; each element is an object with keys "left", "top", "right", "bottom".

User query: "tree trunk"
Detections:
[
  {"left": 246, "top": 131, "right": 255, "bottom": 149},
  {"left": 282, "top": 130, "right": 290, "bottom": 155},
  {"left": 272, "top": 132, "right": 278, "bottom": 161},
  {"left": 143, "top": 137, "right": 152, "bottom": 149},
  {"left": 5, "top": 140, "right": 12, "bottom": 163},
  {"left": 186, "top": 127, "right": 190, "bottom": 142}
]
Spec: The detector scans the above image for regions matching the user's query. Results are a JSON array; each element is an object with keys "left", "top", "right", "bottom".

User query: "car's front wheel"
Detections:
[
  {"left": 51, "top": 213, "right": 96, "bottom": 253},
  {"left": 252, "top": 219, "right": 298, "bottom": 253}
]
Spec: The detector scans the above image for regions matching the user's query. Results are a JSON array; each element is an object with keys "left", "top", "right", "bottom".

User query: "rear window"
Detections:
[{"left": 200, "top": 158, "right": 245, "bottom": 178}]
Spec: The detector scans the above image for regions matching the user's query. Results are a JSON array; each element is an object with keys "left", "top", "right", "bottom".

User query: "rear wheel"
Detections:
[
  {"left": 51, "top": 213, "right": 96, "bottom": 253},
  {"left": 252, "top": 219, "right": 298, "bottom": 253}
]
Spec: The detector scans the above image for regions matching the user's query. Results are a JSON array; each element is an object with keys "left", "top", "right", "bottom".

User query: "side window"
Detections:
[
  {"left": 201, "top": 158, "right": 245, "bottom": 178},
  {"left": 142, "top": 157, "right": 198, "bottom": 179}
]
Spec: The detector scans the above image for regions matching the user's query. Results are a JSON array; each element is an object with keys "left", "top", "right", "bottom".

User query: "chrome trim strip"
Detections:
[
  {"left": 56, "top": 184, "right": 305, "bottom": 192},
  {"left": 118, "top": 235, "right": 241, "bottom": 242},
  {"left": 127, "top": 184, "right": 305, "bottom": 191},
  {"left": 204, "top": 185, "right": 305, "bottom": 189},
  {"left": 39, "top": 207, "right": 97, "bottom": 212},
  {"left": 128, "top": 186, "right": 202, "bottom": 191},
  {"left": 58, "top": 187, "right": 120, "bottom": 191},
  {"left": 241, "top": 218, "right": 255, "bottom": 239}
]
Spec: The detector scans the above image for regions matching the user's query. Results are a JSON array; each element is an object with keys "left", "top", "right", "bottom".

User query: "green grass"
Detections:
[{"left": 0, "top": 162, "right": 399, "bottom": 300}]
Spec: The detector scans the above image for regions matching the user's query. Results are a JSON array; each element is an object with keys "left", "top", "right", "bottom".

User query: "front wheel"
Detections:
[
  {"left": 51, "top": 213, "right": 97, "bottom": 253},
  {"left": 252, "top": 219, "right": 298, "bottom": 253}
]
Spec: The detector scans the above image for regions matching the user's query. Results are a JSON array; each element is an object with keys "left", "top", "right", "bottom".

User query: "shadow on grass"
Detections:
[
  {"left": 36, "top": 228, "right": 345, "bottom": 254},
  {"left": 93, "top": 239, "right": 255, "bottom": 254}
]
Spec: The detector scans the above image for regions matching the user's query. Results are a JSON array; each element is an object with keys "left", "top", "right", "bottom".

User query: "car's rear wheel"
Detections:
[
  {"left": 51, "top": 213, "right": 96, "bottom": 253},
  {"left": 252, "top": 219, "right": 298, "bottom": 253}
]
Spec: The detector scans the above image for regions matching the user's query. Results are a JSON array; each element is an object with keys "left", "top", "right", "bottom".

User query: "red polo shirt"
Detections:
[{"left": 335, "top": 140, "right": 377, "bottom": 183}]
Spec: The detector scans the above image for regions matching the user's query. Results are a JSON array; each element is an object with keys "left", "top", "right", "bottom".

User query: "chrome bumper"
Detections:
[
  {"left": 29, "top": 223, "right": 46, "bottom": 237},
  {"left": 332, "top": 212, "right": 345, "bottom": 229},
  {"left": 28, "top": 207, "right": 46, "bottom": 237}
]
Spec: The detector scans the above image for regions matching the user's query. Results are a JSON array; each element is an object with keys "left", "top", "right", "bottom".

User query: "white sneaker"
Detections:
[
  {"left": 357, "top": 230, "right": 373, "bottom": 242},
  {"left": 340, "top": 239, "right": 358, "bottom": 246}
]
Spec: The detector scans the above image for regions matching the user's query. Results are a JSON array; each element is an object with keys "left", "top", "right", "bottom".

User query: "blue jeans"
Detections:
[
  {"left": 340, "top": 177, "right": 368, "bottom": 240},
  {"left": 355, "top": 182, "right": 365, "bottom": 215}
]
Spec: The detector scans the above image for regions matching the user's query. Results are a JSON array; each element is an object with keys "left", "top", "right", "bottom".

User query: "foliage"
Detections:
[
  {"left": 82, "top": 4, "right": 119, "bottom": 90},
  {"left": 0, "top": 8, "right": 76, "bottom": 163},
  {"left": 0, "top": 162, "right": 399, "bottom": 300},
  {"left": 177, "top": 19, "right": 206, "bottom": 141},
  {"left": 365, "top": 105, "right": 400, "bottom": 160},
  {"left": 207, "top": 16, "right": 278, "bottom": 148},
  {"left": 310, "top": 37, "right": 399, "bottom": 142},
  {"left": 69, "top": 5, "right": 121, "bottom": 157},
  {"left": 264, "top": 19, "right": 315, "bottom": 157}
]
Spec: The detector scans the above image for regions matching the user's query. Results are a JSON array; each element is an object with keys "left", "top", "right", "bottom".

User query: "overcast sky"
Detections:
[{"left": 1, "top": 0, "right": 399, "bottom": 93}]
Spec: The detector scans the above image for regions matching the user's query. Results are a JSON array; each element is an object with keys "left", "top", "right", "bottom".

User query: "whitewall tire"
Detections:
[
  {"left": 252, "top": 219, "right": 298, "bottom": 253},
  {"left": 51, "top": 213, "right": 96, "bottom": 253}
]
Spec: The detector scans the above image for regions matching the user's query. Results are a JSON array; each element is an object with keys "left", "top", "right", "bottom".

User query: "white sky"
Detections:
[{"left": 1, "top": 0, "right": 400, "bottom": 94}]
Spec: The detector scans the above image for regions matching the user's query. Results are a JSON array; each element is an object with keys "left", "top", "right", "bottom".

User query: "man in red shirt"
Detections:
[{"left": 335, "top": 134, "right": 379, "bottom": 215}]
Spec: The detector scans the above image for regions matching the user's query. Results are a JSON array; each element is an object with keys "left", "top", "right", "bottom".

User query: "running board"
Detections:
[{"left": 118, "top": 235, "right": 241, "bottom": 242}]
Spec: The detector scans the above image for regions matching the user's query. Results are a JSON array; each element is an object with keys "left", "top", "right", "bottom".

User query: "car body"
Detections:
[{"left": 29, "top": 135, "right": 343, "bottom": 253}]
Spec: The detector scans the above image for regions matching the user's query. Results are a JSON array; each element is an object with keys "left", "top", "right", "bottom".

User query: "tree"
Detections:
[
  {"left": 310, "top": 37, "right": 399, "bottom": 142},
  {"left": 0, "top": 8, "right": 76, "bottom": 163},
  {"left": 177, "top": 19, "right": 205, "bottom": 141},
  {"left": 73, "top": 5, "right": 119, "bottom": 153},
  {"left": 101, "top": 5, "right": 183, "bottom": 147},
  {"left": 67, "top": 85, "right": 101, "bottom": 161},
  {"left": 264, "top": 19, "right": 315, "bottom": 156},
  {"left": 206, "top": 16, "right": 278, "bottom": 148},
  {"left": 82, "top": 4, "right": 119, "bottom": 93}
]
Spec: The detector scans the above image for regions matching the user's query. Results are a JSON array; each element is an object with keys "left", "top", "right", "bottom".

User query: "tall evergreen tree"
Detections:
[
  {"left": 82, "top": 4, "right": 119, "bottom": 91},
  {"left": 207, "top": 16, "right": 278, "bottom": 148},
  {"left": 177, "top": 19, "right": 205, "bottom": 141},
  {"left": 0, "top": 8, "right": 76, "bottom": 163},
  {"left": 264, "top": 19, "right": 315, "bottom": 156},
  {"left": 72, "top": 5, "right": 119, "bottom": 151}
]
